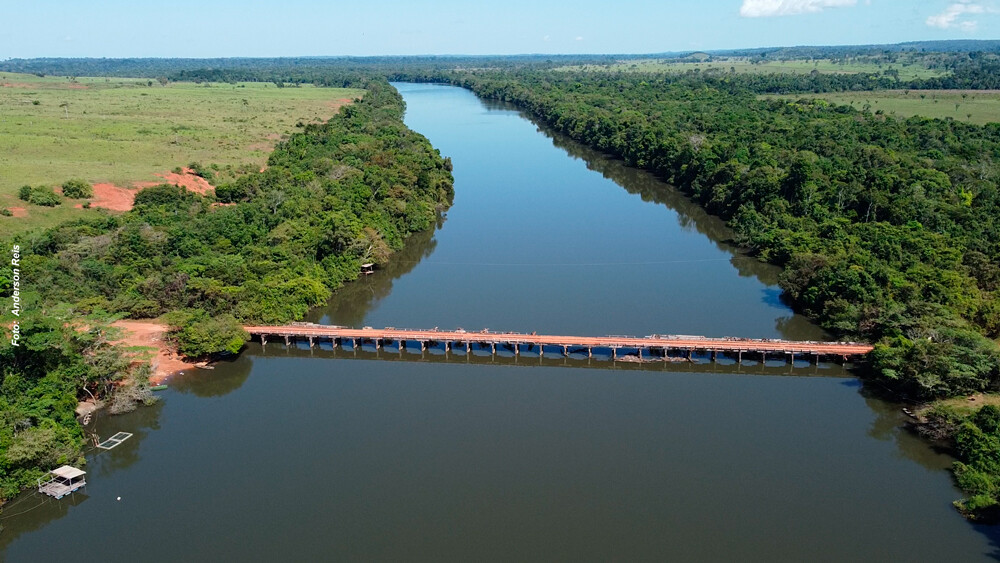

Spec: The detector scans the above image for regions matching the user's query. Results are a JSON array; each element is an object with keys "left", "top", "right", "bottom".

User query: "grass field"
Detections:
[
  {"left": 765, "top": 90, "right": 1000, "bottom": 125},
  {"left": 0, "top": 72, "right": 363, "bottom": 235},
  {"left": 558, "top": 58, "right": 945, "bottom": 81}
]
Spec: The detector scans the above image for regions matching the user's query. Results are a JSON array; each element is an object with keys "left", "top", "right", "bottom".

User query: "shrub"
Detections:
[
  {"left": 18, "top": 185, "right": 32, "bottom": 201},
  {"left": 28, "top": 186, "right": 62, "bottom": 207},
  {"left": 0, "top": 208, "right": 11, "bottom": 217},
  {"left": 61, "top": 179, "right": 93, "bottom": 199},
  {"left": 165, "top": 310, "right": 249, "bottom": 357}
]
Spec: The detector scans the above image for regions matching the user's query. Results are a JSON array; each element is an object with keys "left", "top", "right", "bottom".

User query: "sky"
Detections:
[{"left": 1, "top": 0, "right": 998, "bottom": 58}]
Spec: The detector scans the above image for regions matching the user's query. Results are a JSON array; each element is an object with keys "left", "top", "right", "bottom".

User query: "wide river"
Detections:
[{"left": 3, "top": 83, "right": 999, "bottom": 561}]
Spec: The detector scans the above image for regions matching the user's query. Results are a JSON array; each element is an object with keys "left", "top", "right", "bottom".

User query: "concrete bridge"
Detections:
[{"left": 244, "top": 324, "right": 873, "bottom": 364}]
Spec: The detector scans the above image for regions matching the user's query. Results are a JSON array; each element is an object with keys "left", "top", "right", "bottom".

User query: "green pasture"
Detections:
[
  {"left": 0, "top": 72, "right": 363, "bottom": 235},
  {"left": 766, "top": 90, "right": 1000, "bottom": 125}
]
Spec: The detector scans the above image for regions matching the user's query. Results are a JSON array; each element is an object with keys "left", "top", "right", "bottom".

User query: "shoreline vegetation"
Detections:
[
  {"left": 1, "top": 43, "right": 1000, "bottom": 519},
  {"left": 0, "top": 77, "right": 454, "bottom": 504}
]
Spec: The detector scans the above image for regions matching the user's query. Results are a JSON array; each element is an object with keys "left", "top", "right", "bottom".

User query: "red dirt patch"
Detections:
[
  {"left": 0, "top": 82, "right": 31, "bottom": 88},
  {"left": 65, "top": 83, "right": 89, "bottom": 89},
  {"left": 112, "top": 320, "right": 201, "bottom": 384},
  {"left": 85, "top": 182, "right": 137, "bottom": 212},
  {"left": 150, "top": 167, "right": 214, "bottom": 195},
  {"left": 86, "top": 168, "right": 214, "bottom": 212},
  {"left": 6, "top": 207, "right": 27, "bottom": 217}
]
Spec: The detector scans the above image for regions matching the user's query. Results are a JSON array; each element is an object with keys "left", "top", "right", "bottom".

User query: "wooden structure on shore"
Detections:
[
  {"left": 244, "top": 324, "right": 873, "bottom": 364},
  {"left": 38, "top": 465, "right": 86, "bottom": 499}
]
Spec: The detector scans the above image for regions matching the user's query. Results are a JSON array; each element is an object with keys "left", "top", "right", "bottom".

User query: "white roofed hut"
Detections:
[{"left": 38, "top": 465, "right": 86, "bottom": 499}]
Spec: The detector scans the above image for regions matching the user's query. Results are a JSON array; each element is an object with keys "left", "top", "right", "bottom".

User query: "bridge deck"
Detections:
[{"left": 244, "top": 325, "right": 873, "bottom": 357}]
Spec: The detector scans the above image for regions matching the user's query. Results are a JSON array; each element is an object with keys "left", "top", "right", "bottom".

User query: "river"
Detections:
[{"left": 2, "top": 82, "right": 998, "bottom": 561}]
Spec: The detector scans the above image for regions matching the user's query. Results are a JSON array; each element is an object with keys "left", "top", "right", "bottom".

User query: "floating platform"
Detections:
[
  {"left": 97, "top": 431, "right": 133, "bottom": 450},
  {"left": 38, "top": 465, "right": 86, "bottom": 499}
]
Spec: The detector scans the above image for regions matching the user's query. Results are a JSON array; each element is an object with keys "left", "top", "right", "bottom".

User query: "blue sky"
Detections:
[{"left": 2, "top": 0, "right": 998, "bottom": 58}]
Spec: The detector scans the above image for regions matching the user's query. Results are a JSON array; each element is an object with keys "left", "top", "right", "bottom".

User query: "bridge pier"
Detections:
[
  {"left": 260, "top": 335, "right": 267, "bottom": 347},
  {"left": 308, "top": 337, "right": 314, "bottom": 348},
  {"left": 284, "top": 335, "right": 291, "bottom": 347}
]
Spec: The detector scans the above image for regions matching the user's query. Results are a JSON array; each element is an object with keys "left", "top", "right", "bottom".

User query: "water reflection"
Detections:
[
  {"left": 0, "top": 400, "right": 164, "bottom": 550},
  {"left": 518, "top": 105, "right": 787, "bottom": 288},
  {"left": 306, "top": 224, "right": 440, "bottom": 326},
  {"left": 168, "top": 353, "right": 254, "bottom": 398}
]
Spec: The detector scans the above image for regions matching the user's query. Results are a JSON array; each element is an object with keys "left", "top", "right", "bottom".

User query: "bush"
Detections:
[
  {"left": 187, "top": 161, "right": 214, "bottom": 181},
  {"left": 18, "top": 185, "right": 32, "bottom": 201},
  {"left": 61, "top": 179, "right": 93, "bottom": 199},
  {"left": 28, "top": 186, "right": 62, "bottom": 207},
  {"left": 0, "top": 208, "right": 11, "bottom": 217},
  {"left": 165, "top": 310, "right": 249, "bottom": 358}
]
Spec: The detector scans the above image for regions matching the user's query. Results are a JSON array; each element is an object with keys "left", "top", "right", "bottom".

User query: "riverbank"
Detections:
[{"left": 111, "top": 320, "right": 204, "bottom": 384}]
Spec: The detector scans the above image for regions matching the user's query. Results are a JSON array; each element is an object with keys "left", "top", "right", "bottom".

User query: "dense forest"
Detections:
[{"left": 0, "top": 78, "right": 453, "bottom": 502}]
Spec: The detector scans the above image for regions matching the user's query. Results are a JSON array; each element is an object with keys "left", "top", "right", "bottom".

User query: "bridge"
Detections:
[{"left": 244, "top": 324, "right": 873, "bottom": 364}]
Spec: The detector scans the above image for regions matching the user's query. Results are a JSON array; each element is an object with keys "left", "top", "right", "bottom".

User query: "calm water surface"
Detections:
[{"left": 3, "top": 83, "right": 998, "bottom": 561}]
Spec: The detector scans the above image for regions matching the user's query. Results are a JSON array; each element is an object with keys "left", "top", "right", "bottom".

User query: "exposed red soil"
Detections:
[
  {"left": 150, "top": 168, "right": 214, "bottom": 195},
  {"left": 6, "top": 207, "right": 27, "bottom": 217},
  {"left": 65, "top": 83, "right": 89, "bottom": 89},
  {"left": 80, "top": 182, "right": 136, "bottom": 211},
  {"left": 0, "top": 82, "right": 32, "bottom": 88},
  {"left": 84, "top": 168, "right": 214, "bottom": 212},
  {"left": 112, "top": 320, "right": 199, "bottom": 384}
]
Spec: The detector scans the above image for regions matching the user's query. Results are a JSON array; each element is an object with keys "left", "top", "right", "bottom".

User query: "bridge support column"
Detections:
[
  {"left": 308, "top": 337, "right": 314, "bottom": 348},
  {"left": 588, "top": 347, "right": 592, "bottom": 358},
  {"left": 445, "top": 342, "right": 451, "bottom": 353},
  {"left": 421, "top": 341, "right": 427, "bottom": 352},
  {"left": 711, "top": 350, "right": 717, "bottom": 362},
  {"left": 466, "top": 342, "right": 471, "bottom": 354},
  {"left": 612, "top": 348, "right": 617, "bottom": 360},
  {"left": 538, "top": 345, "right": 543, "bottom": 357},
  {"left": 261, "top": 335, "right": 267, "bottom": 347},
  {"left": 491, "top": 343, "right": 496, "bottom": 355},
  {"left": 513, "top": 343, "right": 519, "bottom": 356},
  {"left": 284, "top": 335, "right": 291, "bottom": 347},
  {"left": 738, "top": 350, "right": 742, "bottom": 363},
  {"left": 563, "top": 346, "right": 568, "bottom": 357}
]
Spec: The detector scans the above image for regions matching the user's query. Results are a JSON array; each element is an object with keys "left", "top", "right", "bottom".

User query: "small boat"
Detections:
[{"left": 150, "top": 384, "right": 168, "bottom": 391}]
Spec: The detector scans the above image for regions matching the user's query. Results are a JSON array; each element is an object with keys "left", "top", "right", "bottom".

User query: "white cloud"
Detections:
[
  {"left": 740, "top": 0, "right": 857, "bottom": 17},
  {"left": 926, "top": 2, "right": 995, "bottom": 31},
  {"left": 575, "top": 36, "right": 583, "bottom": 41}
]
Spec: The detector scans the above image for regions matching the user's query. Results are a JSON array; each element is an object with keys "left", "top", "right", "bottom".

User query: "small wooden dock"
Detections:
[{"left": 244, "top": 324, "right": 873, "bottom": 364}]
